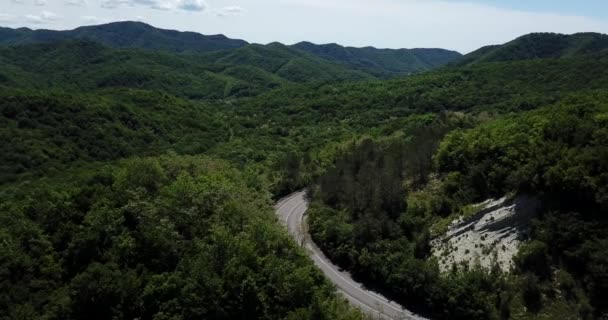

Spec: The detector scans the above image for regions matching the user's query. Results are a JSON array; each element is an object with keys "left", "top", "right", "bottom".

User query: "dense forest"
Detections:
[
  {"left": 1, "top": 155, "right": 364, "bottom": 319},
  {"left": 5, "top": 38, "right": 606, "bottom": 185},
  {"left": 0, "top": 21, "right": 460, "bottom": 85},
  {"left": 1, "top": 22, "right": 607, "bottom": 319},
  {"left": 0, "top": 40, "right": 374, "bottom": 99},
  {"left": 455, "top": 32, "right": 608, "bottom": 66},
  {"left": 308, "top": 97, "right": 608, "bottom": 319}
]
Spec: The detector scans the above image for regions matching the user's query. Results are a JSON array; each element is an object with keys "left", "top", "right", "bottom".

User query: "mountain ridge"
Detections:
[
  {"left": 0, "top": 21, "right": 248, "bottom": 53},
  {"left": 0, "top": 21, "right": 462, "bottom": 76},
  {"left": 291, "top": 41, "right": 461, "bottom": 75},
  {"left": 455, "top": 32, "right": 608, "bottom": 65},
  {"left": 0, "top": 39, "right": 374, "bottom": 99}
]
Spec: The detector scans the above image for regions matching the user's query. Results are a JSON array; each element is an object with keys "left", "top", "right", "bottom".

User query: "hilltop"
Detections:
[
  {"left": 0, "top": 21, "right": 248, "bottom": 53},
  {"left": 455, "top": 32, "right": 608, "bottom": 65},
  {"left": 292, "top": 41, "right": 461, "bottom": 76},
  {"left": 0, "top": 21, "right": 462, "bottom": 77}
]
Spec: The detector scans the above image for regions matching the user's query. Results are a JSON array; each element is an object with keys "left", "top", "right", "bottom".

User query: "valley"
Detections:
[{"left": 1, "top": 19, "right": 607, "bottom": 320}]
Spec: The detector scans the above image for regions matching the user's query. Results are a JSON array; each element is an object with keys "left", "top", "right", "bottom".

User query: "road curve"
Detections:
[{"left": 275, "top": 191, "right": 428, "bottom": 320}]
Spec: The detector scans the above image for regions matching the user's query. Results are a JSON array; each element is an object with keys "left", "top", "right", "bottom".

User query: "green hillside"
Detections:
[
  {"left": 456, "top": 32, "right": 608, "bottom": 65},
  {"left": 214, "top": 42, "right": 373, "bottom": 82},
  {"left": 0, "top": 21, "right": 461, "bottom": 77},
  {"left": 307, "top": 96, "right": 608, "bottom": 319},
  {"left": 292, "top": 41, "right": 461, "bottom": 76},
  {"left": 3, "top": 42, "right": 608, "bottom": 189},
  {"left": 1, "top": 26, "right": 607, "bottom": 320},
  {"left": 0, "top": 40, "right": 372, "bottom": 99},
  {"left": 0, "top": 21, "right": 248, "bottom": 53}
]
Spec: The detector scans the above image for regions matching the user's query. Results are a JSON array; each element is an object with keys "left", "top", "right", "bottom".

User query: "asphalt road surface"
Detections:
[{"left": 275, "top": 191, "right": 427, "bottom": 320}]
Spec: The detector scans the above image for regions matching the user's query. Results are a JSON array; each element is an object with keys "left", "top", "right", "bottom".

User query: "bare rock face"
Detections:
[{"left": 431, "top": 195, "right": 540, "bottom": 272}]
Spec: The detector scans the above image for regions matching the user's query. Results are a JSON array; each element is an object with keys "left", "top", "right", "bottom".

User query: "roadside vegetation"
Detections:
[
  {"left": 1, "top": 155, "right": 365, "bottom": 320},
  {"left": 308, "top": 96, "right": 608, "bottom": 319}
]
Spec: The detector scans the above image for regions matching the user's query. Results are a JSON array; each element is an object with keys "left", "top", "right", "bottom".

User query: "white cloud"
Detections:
[
  {"left": 132, "top": 0, "right": 168, "bottom": 10},
  {"left": 35, "top": 0, "right": 47, "bottom": 6},
  {"left": 24, "top": 10, "right": 59, "bottom": 24},
  {"left": 101, "top": 0, "right": 178, "bottom": 11},
  {"left": 177, "top": 0, "right": 207, "bottom": 12},
  {"left": 214, "top": 5, "right": 244, "bottom": 17},
  {"left": 100, "top": 0, "right": 131, "bottom": 9},
  {"left": 66, "top": 0, "right": 87, "bottom": 6},
  {"left": 80, "top": 15, "right": 100, "bottom": 24},
  {"left": 11, "top": 0, "right": 24, "bottom": 4},
  {"left": 229, "top": 0, "right": 608, "bottom": 53},
  {"left": 99, "top": 0, "right": 190, "bottom": 11},
  {"left": 0, "top": 13, "right": 17, "bottom": 23},
  {"left": 149, "top": 0, "right": 174, "bottom": 11},
  {"left": 2, "top": 0, "right": 607, "bottom": 53},
  {"left": 41, "top": 10, "right": 58, "bottom": 19}
]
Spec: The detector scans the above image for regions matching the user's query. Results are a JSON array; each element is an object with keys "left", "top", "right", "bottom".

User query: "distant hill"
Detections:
[
  {"left": 0, "top": 21, "right": 248, "bottom": 53},
  {"left": 0, "top": 21, "right": 461, "bottom": 76},
  {"left": 0, "top": 40, "right": 373, "bottom": 99},
  {"left": 292, "top": 41, "right": 462, "bottom": 76},
  {"left": 213, "top": 42, "right": 373, "bottom": 82},
  {"left": 456, "top": 32, "right": 608, "bottom": 65},
  {"left": 0, "top": 22, "right": 466, "bottom": 99}
]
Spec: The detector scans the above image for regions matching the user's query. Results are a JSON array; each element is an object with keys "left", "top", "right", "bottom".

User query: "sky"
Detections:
[{"left": 1, "top": 0, "right": 608, "bottom": 53}]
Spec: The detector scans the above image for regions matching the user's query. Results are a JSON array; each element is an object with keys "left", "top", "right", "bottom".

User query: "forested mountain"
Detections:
[
  {"left": 0, "top": 21, "right": 462, "bottom": 77},
  {"left": 1, "top": 23, "right": 607, "bottom": 320},
  {"left": 456, "top": 32, "right": 608, "bottom": 65},
  {"left": 0, "top": 21, "right": 248, "bottom": 53},
  {"left": 0, "top": 40, "right": 372, "bottom": 99},
  {"left": 1, "top": 155, "right": 365, "bottom": 320},
  {"left": 292, "top": 41, "right": 461, "bottom": 76},
  {"left": 308, "top": 95, "right": 608, "bottom": 319},
  {"left": 207, "top": 42, "right": 374, "bottom": 82},
  {"left": 4, "top": 48, "right": 607, "bottom": 186}
]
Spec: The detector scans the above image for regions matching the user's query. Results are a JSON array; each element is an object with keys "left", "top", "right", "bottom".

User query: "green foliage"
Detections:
[
  {"left": 307, "top": 94, "right": 608, "bottom": 319},
  {"left": 0, "top": 21, "right": 461, "bottom": 78},
  {"left": 515, "top": 241, "right": 550, "bottom": 279},
  {"left": 0, "top": 88, "right": 227, "bottom": 183},
  {"left": 293, "top": 41, "right": 461, "bottom": 76},
  {"left": 0, "top": 40, "right": 372, "bottom": 100},
  {"left": 0, "top": 21, "right": 247, "bottom": 53},
  {"left": 436, "top": 96, "right": 608, "bottom": 207},
  {"left": 0, "top": 155, "right": 363, "bottom": 320},
  {"left": 307, "top": 116, "right": 507, "bottom": 319},
  {"left": 522, "top": 273, "right": 543, "bottom": 313},
  {"left": 2, "top": 26, "right": 608, "bottom": 320},
  {"left": 3, "top": 38, "right": 608, "bottom": 190},
  {"left": 456, "top": 32, "right": 608, "bottom": 65},
  {"left": 433, "top": 99, "right": 608, "bottom": 317}
]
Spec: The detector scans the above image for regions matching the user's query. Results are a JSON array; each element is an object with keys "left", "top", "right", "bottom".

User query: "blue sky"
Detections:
[
  {"left": 1, "top": 0, "right": 608, "bottom": 53},
  {"left": 462, "top": 0, "right": 608, "bottom": 20}
]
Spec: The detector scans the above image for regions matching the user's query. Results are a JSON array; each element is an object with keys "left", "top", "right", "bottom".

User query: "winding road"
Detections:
[{"left": 275, "top": 191, "right": 427, "bottom": 320}]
